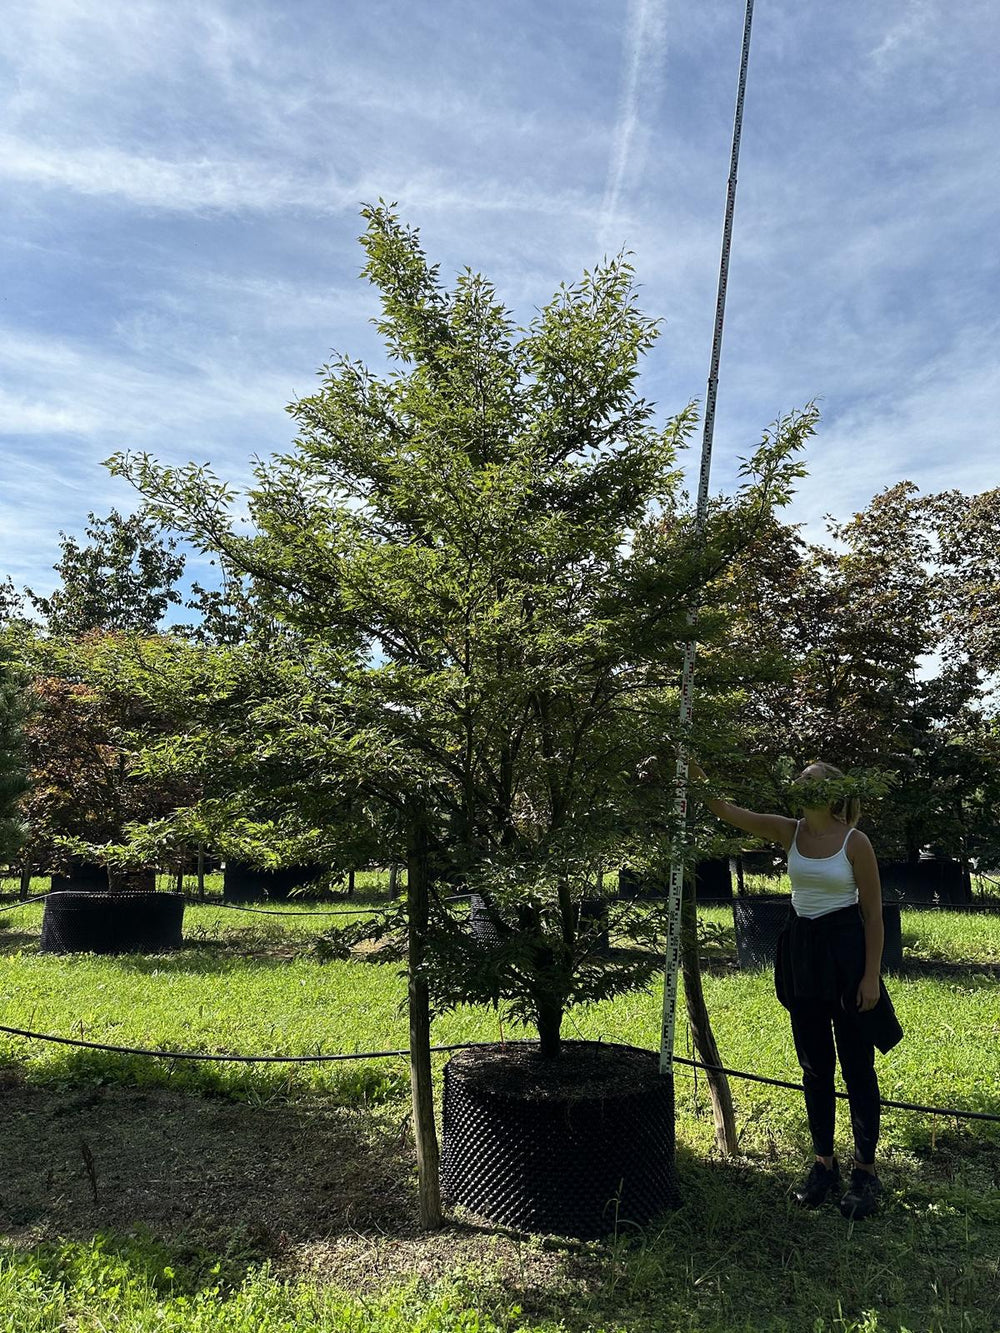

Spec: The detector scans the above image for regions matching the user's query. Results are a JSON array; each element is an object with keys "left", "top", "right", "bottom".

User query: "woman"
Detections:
[{"left": 688, "top": 758, "right": 886, "bottom": 1220}]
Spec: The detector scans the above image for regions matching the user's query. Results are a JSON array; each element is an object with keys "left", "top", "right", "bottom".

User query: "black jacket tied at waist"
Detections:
[{"left": 774, "top": 902, "right": 904, "bottom": 1054}]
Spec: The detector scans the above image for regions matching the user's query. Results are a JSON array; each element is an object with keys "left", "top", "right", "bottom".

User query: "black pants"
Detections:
[{"left": 788, "top": 996, "right": 880, "bottom": 1164}]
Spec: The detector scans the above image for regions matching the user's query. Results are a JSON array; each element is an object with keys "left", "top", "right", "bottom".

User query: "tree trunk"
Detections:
[
  {"left": 347, "top": 868, "right": 356, "bottom": 897},
  {"left": 680, "top": 873, "right": 737, "bottom": 1155},
  {"left": 196, "top": 843, "right": 205, "bottom": 899},
  {"left": 389, "top": 863, "right": 399, "bottom": 898},
  {"left": 175, "top": 867, "right": 184, "bottom": 893},
  {"left": 19, "top": 865, "right": 31, "bottom": 901},
  {"left": 536, "top": 997, "right": 563, "bottom": 1059},
  {"left": 406, "top": 808, "right": 443, "bottom": 1229}
]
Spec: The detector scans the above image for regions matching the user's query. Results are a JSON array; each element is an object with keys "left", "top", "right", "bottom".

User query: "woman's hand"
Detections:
[
  {"left": 688, "top": 757, "right": 708, "bottom": 783},
  {"left": 856, "top": 974, "right": 881, "bottom": 1013}
]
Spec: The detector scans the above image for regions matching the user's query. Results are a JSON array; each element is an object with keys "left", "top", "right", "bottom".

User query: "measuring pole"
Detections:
[{"left": 660, "top": 0, "right": 755, "bottom": 1075}]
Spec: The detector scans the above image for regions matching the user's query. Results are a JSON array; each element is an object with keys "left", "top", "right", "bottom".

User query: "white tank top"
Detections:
[{"left": 788, "top": 821, "right": 859, "bottom": 919}]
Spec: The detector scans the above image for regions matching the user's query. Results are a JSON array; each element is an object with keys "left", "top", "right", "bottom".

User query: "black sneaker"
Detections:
[
  {"left": 839, "top": 1167, "right": 881, "bottom": 1220},
  {"left": 792, "top": 1158, "right": 840, "bottom": 1208}
]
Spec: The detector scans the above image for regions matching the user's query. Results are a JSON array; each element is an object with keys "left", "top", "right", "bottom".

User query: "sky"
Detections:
[{"left": 2, "top": 0, "right": 998, "bottom": 605}]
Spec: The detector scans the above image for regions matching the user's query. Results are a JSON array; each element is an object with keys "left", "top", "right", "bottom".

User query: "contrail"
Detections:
[{"left": 598, "top": 0, "right": 668, "bottom": 249}]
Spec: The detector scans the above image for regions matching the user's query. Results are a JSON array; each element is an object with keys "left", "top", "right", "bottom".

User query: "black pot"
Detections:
[
  {"left": 881, "top": 902, "right": 903, "bottom": 972},
  {"left": 40, "top": 891, "right": 185, "bottom": 954},
  {"left": 468, "top": 895, "right": 610, "bottom": 954},
  {"left": 442, "top": 1041, "right": 677, "bottom": 1238},
  {"left": 732, "top": 895, "right": 792, "bottom": 968},
  {"left": 878, "top": 860, "right": 911, "bottom": 901},
  {"left": 467, "top": 893, "right": 511, "bottom": 948},
  {"left": 616, "top": 867, "right": 666, "bottom": 900},
  {"left": 50, "top": 861, "right": 109, "bottom": 893},
  {"left": 737, "top": 849, "right": 786, "bottom": 879},
  {"left": 881, "top": 857, "right": 969, "bottom": 906},
  {"left": 913, "top": 856, "right": 969, "bottom": 904},
  {"left": 695, "top": 857, "right": 733, "bottom": 901},
  {"left": 733, "top": 897, "right": 905, "bottom": 971},
  {"left": 222, "top": 862, "right": 326, "bottom": 902}
]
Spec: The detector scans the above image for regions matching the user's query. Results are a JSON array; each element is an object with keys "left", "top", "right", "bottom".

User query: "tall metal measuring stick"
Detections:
[{"left": 660, "top": 0, "right": 755, "bottom": 1075}]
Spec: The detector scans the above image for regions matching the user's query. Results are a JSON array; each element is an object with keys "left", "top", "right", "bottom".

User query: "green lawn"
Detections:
[{"left": 0, "top": 879, "right": 997, "bottom": 1331}]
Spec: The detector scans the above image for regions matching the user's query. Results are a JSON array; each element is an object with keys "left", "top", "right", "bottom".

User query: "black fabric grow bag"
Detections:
[
  {"left": 40, "top": 891, "right": 185, "bottom": 954},
  {"left": 738, "top": 849, "right": 786, "bottom": 878},
  {"left": 881, "top": 903, "right": 903, "bottom": 971},
  {"left": 880, "top": 857, "right": 969, "bottom": 905},
  {"left": 616, "top": 867, "right": 665, "bottom": 899},
  {"left": 441, "top": 1041, "right": 677, "bottom": 1238},
  {"left": 733, "top": 896, "right": 792, "bottom": 968},
  {"left": 222, "top": 862, "right": 326, "bottom": 902}
]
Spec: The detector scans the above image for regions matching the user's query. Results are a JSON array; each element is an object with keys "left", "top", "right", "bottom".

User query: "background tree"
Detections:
[
  {"left": 931, "top": 486, "right": 1000, "bottom": 677},
  {"left": 0, "top": 643, "right": 28, "bottom": 864},
  {"left": 26, "top": 508, "right": 185, "bottom": 636},
  {"left": 708, "top": 482, "right": 1000, "bottom": 870},
  {"left": 14, "top": 633, "right": 196, "bottom": 879}
]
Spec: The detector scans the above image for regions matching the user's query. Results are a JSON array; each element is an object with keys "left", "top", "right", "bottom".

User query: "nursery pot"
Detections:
[
  {"left": 40, "top": 891, "right": 185, "bottom": 954},
  {"left": 441, "top": 1040, "right": 677, "bottom": 1238},
  {"left": 737, "top": 849, "right": 786, "bottom": 880},
  {"left": 882, "top": 856, "right": 969, "bottom": 906},
  {"left": 732, "top": 895, "right": 792, "bottom": 968},
  {"left": 881, "top": 902, "right": 903, "bottom": 971},
  {"left": 468, "top": 895, "right": 610, "bottom": 954},
  {"left": 49, "top": 860, "right": 109, "bottom": 893},
  {"left": 734, "top": 897, "right": 904, "bottom": 971},
  {"left": 694, "top": 856, "right": 733, "bottom": 902},
  {"left": 222, "top": 861, "right": 326, "bottom": 902},
  {"left": 616, "top": 867, "right": 665, "bottom": 900},
  {"left": 913, "top": 855, "right": 968, "bottom": 905}
]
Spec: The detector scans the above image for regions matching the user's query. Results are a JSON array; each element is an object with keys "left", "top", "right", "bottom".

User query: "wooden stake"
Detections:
[
  {"left": 680, "top": 872, "right": 737, "bottom": 1153},
  {"left": 407, "top": 806, "right": 443, "bottom": 1228}
]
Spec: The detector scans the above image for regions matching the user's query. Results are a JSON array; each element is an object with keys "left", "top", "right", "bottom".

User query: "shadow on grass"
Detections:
[
  {"left": 0, "top": 931, "right": 338, "bottom": 972},
  {"left": 0, "top": 1064, "right": 415, "bottom": 1254}
]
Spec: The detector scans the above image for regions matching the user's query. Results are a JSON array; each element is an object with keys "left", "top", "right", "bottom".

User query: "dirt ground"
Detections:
[{"left": 0, "top": 1067, "right": 607, "bottom": 1306}]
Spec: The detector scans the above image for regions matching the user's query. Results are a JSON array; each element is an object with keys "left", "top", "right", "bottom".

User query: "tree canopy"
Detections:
[{"left": 110, "top": 204, "right": 813, "bottom": 1054}]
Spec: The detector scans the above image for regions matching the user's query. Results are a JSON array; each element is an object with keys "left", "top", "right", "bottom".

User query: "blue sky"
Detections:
[{"left": 2, "top": 0, "right": 998, "bottom": 604}]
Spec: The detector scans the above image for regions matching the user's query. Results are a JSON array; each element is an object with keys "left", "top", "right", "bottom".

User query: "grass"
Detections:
[{"left": 0, "top": 874, "right": 997, "bottom": 1331}]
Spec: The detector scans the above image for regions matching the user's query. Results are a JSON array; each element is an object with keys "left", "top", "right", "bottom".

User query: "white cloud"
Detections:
[
  {"left": 598, "top": 0, "right": 669, "bottom": 250},
  {"left": 0, "top": 136, "right": 359, "bottom": 214}
]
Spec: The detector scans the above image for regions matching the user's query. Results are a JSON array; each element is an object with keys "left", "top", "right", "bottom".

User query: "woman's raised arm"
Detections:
[{"left": 688, "top": 759, "right": 797, "bottom": 851}]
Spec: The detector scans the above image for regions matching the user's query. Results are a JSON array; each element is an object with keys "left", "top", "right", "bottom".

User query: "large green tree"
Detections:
[
  {"left": 111, "top": 205, "right": 812, "bottom": 1220},
  {"left": 714, "top": 482, "right": 1000, "bottom": 867}
]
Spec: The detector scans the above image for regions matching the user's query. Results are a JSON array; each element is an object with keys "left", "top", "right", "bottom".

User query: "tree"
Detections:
[
  {"left": 27, "top": 508, "right": 185, "bottom": 636},
  {"left": 13, "top": 632, "right": 197, "bottom": 879},
  {"left": 0, "top": 643, "right": 28, "bottom": 864},
  {"left": 714, "top": 482, "right": 1000, "bottom": 868},
  {"left": 110, "top": 205, "right": 812, "bottom": 1222},
  {"left": 932, "top": 486, "right": 1000, "bottom": 677}
]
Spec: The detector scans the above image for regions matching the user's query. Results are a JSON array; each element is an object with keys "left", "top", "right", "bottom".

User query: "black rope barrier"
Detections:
[
  {"left": 0, "top": 895, "right": 50, "bottom": 913},
  {"left": 672, "top": 1055, "right": 1000, "bottom": 1124},
  {"left": 182, "top": 894, "right": 468, "bottom": 917},
  {"left": 0, "top": 1020, "right": 997, "bottom": 1125},
  {"left": 181, "top": 899, "right": 396, "bottom": 918},
  {"left": 0, "top": 1022, "right": 511, "bottom": 1064}
]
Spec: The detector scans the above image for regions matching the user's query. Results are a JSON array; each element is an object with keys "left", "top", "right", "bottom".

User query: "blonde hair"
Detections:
[{"left": 801, "top": 761, "right": 861, "bottom": 826}]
